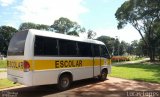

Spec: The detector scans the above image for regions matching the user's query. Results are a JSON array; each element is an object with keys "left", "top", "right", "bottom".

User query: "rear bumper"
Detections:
[
  {"left": 8, "top": 74, "right": 23, "bottom": 84},
  {"left": 7, "top": 72, "right": 33, "bottom": 86}
]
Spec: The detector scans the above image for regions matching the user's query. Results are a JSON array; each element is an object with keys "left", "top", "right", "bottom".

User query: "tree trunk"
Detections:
[{"left": 149, "top": 46, "right": 155, "bottom": 62}]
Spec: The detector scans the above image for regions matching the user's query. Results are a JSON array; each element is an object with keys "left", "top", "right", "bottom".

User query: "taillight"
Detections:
[{"left": 24, "top": 61, "right": 30, "bottom": 72}]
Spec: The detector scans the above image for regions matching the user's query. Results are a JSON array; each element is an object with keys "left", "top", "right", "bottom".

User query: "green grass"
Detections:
[
  {"left": 0, "top": 79, "right": 20, "bottom": 89},
  {"left": 0, "top": 60, "right": 7, "bottom": 68},
  {"left": 0, "top": 70, "right": 6, "bottom": 72},
  {"left": 110, "top": 63, "right": 160, "bottom": 83}
]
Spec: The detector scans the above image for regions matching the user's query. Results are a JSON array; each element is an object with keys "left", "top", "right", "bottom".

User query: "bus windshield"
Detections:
[
  {"left": 101, "top": 45, "right": 111, "bottom": 59},
  {"left": 8, "top": 31, "right": 28, "bottom": 56}
]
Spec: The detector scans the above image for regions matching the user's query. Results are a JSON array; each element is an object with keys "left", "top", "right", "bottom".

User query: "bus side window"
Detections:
[
  {"left": 93, "top": 44, "right": 100, "bottom": 57},
  {"left": 100, "top": 45, "right": 110, "bottom": 58},
  {"left": 59, "top": 39, "right": 77, "bottom": 56},
  {"left": 34, "top": 36, "right": 58, "bottom": 56},
  {"left": 78, "top": 42, "right": 92, "bottom": 57},
  {"left": 34, "top": 36, "right": 45, "bottom": 55}
]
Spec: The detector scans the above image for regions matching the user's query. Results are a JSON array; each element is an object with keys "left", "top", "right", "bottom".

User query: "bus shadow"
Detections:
[{"left": 1, "top": 78, "right": 102, "bottom": 97}]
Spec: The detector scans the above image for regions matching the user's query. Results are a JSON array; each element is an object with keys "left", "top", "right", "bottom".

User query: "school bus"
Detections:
[{"left": 7, "top": 29, "right": 111, "bottom": 90}]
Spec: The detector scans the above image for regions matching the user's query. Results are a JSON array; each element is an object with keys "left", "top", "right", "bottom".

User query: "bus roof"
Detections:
[{"left": 27, "top": 29, "right": 105, "bottom": 45}]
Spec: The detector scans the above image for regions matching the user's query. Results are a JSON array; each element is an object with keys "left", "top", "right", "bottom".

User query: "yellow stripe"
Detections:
[
  {"left": 94, "top": 59, "right": 101, "bottom": 66},
  {"left": 107, "top": 59, "right": 112, "bottom": 65},
  {"left": 34, "top": 60, "right": 54, "bottom": 70},
  {"left": 7, "top": 59, "right": 111, "bottom": 70}
]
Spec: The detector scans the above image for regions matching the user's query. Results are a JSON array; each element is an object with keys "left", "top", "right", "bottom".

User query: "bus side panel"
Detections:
[
  {"left": 101, "top": 58, "right": 111, "bottom": 74},
  {"left": 106, "top": 59, "right": 111, "bottom": 74},
  {"left": 93, "top": 58, "right": 101, "bottom": 76},
  {"left": 31, "top": 66, "right": 94, "bottom": 86},
  {"left": 71, "top": 58, "right": 93, "bottom": 80},
  {"left": 31, "top": 58, "right": 94, "bottom": 86},
  {"left": 30, "top": 59, "right": 110, "bottom": 86},
  {"left": 71, "top": 66, "right": 93, "bottom": 81},
  {"left": 32, "top": 70, "right": 58, "bottom": 85}
]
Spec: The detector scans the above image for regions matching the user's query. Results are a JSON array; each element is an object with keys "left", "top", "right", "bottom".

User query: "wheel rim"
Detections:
[
  {"left": 61, "top": 77, "right": 70, "bottom": 88},
  {"left": 102, "top": 72, "right": 106, "bottom": 79}
]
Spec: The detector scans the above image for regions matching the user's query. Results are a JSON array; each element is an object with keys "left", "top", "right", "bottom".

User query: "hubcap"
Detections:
[
  {"left": 102, "top": 72, "right": 106, "bottom": 79},
  {"left": 61, "top": 77, "right": 69, "bottom": 88}
]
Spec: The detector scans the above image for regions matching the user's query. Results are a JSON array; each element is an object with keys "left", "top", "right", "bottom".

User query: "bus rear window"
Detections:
[{"left": 8, "top": 31, "right": 28, "bottom": 55}]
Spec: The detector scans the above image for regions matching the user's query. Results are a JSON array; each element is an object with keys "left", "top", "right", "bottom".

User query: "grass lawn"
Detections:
[
  {"left": 0, "top": 79, "right": 20, "bottom": 89},
  {"left": 0, "top": 70, "right": 6, "bottom": 72},
  {"left": 110, "top": 63, "right": 160, "bottom": 83},
  {"left": 0, "top": 60, "right": 7, "bottom": 68}
]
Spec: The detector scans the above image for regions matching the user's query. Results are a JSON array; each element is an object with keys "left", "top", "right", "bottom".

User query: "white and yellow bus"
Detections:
[{"left": 7, "top": 29, "right": 111, "bottom": 90}]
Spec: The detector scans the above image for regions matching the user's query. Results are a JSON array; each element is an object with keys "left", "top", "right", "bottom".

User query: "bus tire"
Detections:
[
  {"left": 57, "top": 74, "right": 71, "bottom": 91},
  {"left": 99, "top": 69, "right": 108, "bottom": 81}
]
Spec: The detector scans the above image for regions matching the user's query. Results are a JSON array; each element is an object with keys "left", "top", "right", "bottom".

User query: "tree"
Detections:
[
  {"left": 19, "top": 22, "right": 50, "bottom": 31},
  {"left": 138, "top": 39, "right": 148, "bottom": 56},
  {"left": 51, "top": 17, "right": 73, "bottom": 34},
  {"left": 67, "top": 22, "right": 84, "bottom": 36},
  {"left": 97, "top": 36, "right": 116, "bottom": 55},
  {"left": 152, "top": 20, "right": 160, "bottom": 59},
  {"left": 36, "top": 24, "right": 50, "bottom": 31},
  {"left": 87, "top": 30, "right": 96, "bottom": 39},
  {"left": 129, "top": 40, "right": 144, "bottom": 56},
  {"left": 114, "top": 38, "right": 121, "bottom": 56},
  {"left": 50, "top": 17, "right": 84, "bottom": 36},
  {"left": 119, "top": 41, "right": 129, "bottom": 56},
  {"left": 0, "top": 26, "right": 18, "bottom": 55},
  {"left": 115, "top": 0, "right": 160, "bottom": 61}
]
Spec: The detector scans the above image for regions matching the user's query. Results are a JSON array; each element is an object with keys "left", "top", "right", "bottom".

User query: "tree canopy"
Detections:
[
  {"left": 19, "top": 17, "right": 96, "bottom": 38},
  {"left": 87, "top": 30, "right": 96, "bottom": 39},
  {"left": 0, "top": 26, "right": 18, "bottom": 55},
  {"left": 19, "top": 22, "right": 50, "bottom": 31},
  {"left": 97, "top": 36, "right": 117, "bottom": 55},
  {"left": 50, "top": 17, "right": 85, "bottom": 36},
  {"left": 115, "top": 0, "right": 160, "bottom": 61}
]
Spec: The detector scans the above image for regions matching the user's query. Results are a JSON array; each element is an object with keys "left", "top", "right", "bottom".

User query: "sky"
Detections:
[{"left": 0, "top": 0, "right": 141, "bottom": 43}]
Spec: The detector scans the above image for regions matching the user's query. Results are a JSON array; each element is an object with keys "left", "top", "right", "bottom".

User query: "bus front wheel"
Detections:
[{"left": 99, "top": 69, "right": 108, "bottom": 81}]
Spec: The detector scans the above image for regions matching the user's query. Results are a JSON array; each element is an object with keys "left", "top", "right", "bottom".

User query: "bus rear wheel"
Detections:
[{"left": 57, "top": 74, "right": 71, "bottom": 91}]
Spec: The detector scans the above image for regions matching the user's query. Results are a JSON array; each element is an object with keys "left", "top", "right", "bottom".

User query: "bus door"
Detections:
[
  {"left": 100, "top": 45, "right": 110, "bottom": 67},
  {"left": 93, "top": 45, "right": 101, "bottom": 76}
]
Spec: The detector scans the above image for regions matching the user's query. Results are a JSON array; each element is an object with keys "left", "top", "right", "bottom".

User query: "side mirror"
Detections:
[
  {"left": 110, "top": 55, "right": 113, "bottom": 59},
  {"left": 108, "top": 55, "right": 112, "bottom": 59},
  {"left": 110, "top": 54, "right": 113, "bottom": 59}
]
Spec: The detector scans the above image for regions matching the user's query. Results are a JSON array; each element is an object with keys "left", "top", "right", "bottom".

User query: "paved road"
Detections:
[{"left": 1, "top": 77, "right": 160, "bottom": 97}]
